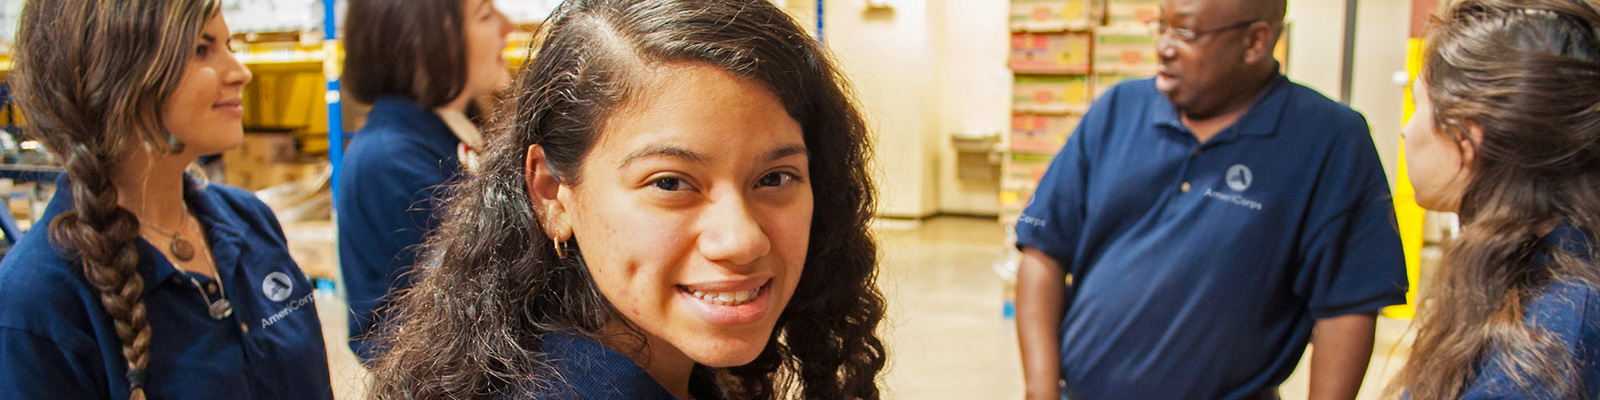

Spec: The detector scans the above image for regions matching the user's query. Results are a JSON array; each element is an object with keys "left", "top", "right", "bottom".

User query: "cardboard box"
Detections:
[
  {"left": 1010, "top": 32, "right": 1092, "bottom": 74},
  {"left": 1008, "top": 0, "right": 1094, "bottom": 32},
  {"left": 1011, "top": 113, "right": 1080, "bottom": 154},
  {"left": 282, "top": 220, "right": 336, "bottom": 280},
  {"left": 226, "top": 161, "right": 322, "bottom": 192},
  {"left": 230, "top": 131, "right": 298, "bottom": 165},
  {"left": 1106, "top": 0, "right": 1161, "bottom": 27},
  {"left": 1093, "top": 72, "right": 1148, "bottom": 97},
  {"left": 999, "top": 151, "right": 1057, "bottom": 224},
  {"left": 1093, "top": 27, "right": 1159, "bottom": 74},
  {"left": 1013, "top": 75, "right": 1091, "bottom": 114}
]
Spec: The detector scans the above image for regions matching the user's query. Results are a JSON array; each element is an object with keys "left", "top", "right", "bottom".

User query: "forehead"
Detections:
[
  {"left": 589, "top": 63, "right": 802, "bottom": 160},
  {"left": 1161, "top": 0, "right": 1244, "bottom": 21}
]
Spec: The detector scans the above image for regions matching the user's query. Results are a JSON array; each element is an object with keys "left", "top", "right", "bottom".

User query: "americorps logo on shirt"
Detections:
[
  {"left": 1226, "top": 164, "right": 1253, "bottom": 192},
  {"left": 263, "top": 272, "right": 293, "bottom": 302},
  {"left": 1206, "top": 164, "right": 1264, "bottom": 211},
  {"left": 260, "top": 271, "right": 316, "bottom": 329}
]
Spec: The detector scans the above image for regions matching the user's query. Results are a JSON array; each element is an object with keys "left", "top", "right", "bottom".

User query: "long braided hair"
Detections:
[{"left": 11, "top": 0, "right": 219, "bottom": 398}]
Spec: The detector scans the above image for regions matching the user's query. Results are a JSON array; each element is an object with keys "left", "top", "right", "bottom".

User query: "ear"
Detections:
[
  {"left": 1242, "top": 22, "right": 1275, "bottom": 64},
  {"left": 1458, "top": 119, "right": 1483, "bottom": 166},
  {"left": 525, "top": 144, "right": 572, "bottom": 241}
]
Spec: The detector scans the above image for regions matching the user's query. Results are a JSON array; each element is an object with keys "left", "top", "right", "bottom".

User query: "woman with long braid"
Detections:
[{"left": 0, "top": 1, "right": 333, "bottom": 399}]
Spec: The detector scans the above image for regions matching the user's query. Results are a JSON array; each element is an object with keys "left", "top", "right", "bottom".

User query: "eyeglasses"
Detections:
[{"left": 1147, "top": 19, "right": 1260, "bottom": 43}]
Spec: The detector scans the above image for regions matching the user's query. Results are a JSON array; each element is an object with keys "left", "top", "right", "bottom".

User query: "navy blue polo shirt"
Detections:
[
  {"left": 1459, "top": 224, "right": 1600, "bottom": 399},
  {"left": 1016, "top": 74, "right": 1407, "bottom": 399},
  {"left": 0, "top": 175, "right": 333, "bottom": 399},
  {"left": 336, "top": 96, "right": 462, "bottom": 362},
  {"left": 513, "top": 332, "right": 723, "bottom": 400}
]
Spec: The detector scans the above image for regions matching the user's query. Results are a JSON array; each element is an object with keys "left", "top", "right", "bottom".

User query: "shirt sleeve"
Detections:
[
  {"left": 0, "top": 326, "right": 104, "bottom": 398},
  {"left": 1013, "top": 87, "right": 1115, "bottom": 267},
  {"left": 1292, "top": 113, "right": 1409, "bottom": 319}
]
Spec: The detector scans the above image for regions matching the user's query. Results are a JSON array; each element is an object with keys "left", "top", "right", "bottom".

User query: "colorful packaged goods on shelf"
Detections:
[
  {"left": 1008, "top": 0, "right": 1094, "bottom": 32},
  {"left": 1093, "top": 26, "right": 1159, "bottom": 75},
  {"left": 999, "top": 151, "right": 1057, "bottom": 224},
  {"left": 1011, "top": 114, "right": 1080, "bottom": 155},
  {"left": 1010, "top": 32, "right": 1092, "bottom": 74},
  {"left": 1093, "top": 72, "right": 1147, "bottom": 97},
  {"left": 1106, "top": 0, "right": 1161, "bottom": 27},
  {"left": 1012, "top": 75, "right": 1091, "bottom": 115}
]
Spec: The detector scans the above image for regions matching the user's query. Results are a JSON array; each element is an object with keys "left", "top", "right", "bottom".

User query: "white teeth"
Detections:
[{"left": 687, "top": 287, "right": 762, "bottom": 306}]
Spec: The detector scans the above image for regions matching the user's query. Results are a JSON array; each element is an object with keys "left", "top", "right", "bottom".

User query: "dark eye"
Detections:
[
  {"left": 196, "top": 44, "right": 210, "bottom": 58},
  {"left": 757, "top": 172, "right": 796, "bottom": 188},
  {"left": 651, "top": 176, "right": 688, "bottom": 191}
]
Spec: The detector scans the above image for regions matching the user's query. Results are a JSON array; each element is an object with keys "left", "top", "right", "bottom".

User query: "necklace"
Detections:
[{"left": 144, "top": 205, "right": 196, "bottom": 262}]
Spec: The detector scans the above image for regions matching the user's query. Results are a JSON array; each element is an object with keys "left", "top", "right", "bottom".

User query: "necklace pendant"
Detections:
[
  {"left": 208, "top": 298, "right": 233, "bottom": 320},
  {"left": 170, "top": 238, "right": 196, "bottom": 262}
]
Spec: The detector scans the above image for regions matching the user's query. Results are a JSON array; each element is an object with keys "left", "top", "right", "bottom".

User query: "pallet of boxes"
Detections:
[
  {"left": 222, "top": 131, "right": 336, "bottom": 282},
  {"left": 1000, "top": 0, "right": 1159, "bottom": 315},
  {"left": 1002, "top": 0, "right": 1160, "bottom": 226}
]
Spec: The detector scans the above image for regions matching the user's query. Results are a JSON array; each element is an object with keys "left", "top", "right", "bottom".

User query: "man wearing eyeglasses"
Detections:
[{"left": 1013, "top": 0, "right": 1407, "bottom": 399}]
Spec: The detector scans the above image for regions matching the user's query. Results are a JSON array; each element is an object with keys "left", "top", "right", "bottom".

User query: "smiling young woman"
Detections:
[{"left": 366, "top": 0, "right": 886, "bottom": 399}]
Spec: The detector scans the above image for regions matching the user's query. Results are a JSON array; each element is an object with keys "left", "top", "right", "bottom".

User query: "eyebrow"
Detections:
[
  {"left": 619, "top": 143, "right": 809, "bottom": 168},
  {"left": 201, "top": 34, "right": 216, "bottom": 44}
]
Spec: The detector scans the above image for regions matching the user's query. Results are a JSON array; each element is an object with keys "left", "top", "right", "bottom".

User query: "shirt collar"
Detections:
[
  {"left": 1152, "top": 70, "right": 1292, "bottom": 141},
  {"left": 366, "top": 96, "right": 458, "bottom": 148},
  {"left": 1543, "top": 222, "right": 1595, "bottom": 261},
  {"left": 540, "top": 331, "right": 683, "bottom": 400}
]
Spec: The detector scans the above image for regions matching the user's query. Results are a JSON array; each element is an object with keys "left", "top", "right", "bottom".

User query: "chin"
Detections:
[{"left": 679, "top": 330, "right": 775, "bottom": 368}]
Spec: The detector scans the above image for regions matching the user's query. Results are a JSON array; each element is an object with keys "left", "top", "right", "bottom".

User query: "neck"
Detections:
[
  {"left": 112, "top": 148, "right": 195, "bottom": 231},
  {"left": 1182, "top": 67, "right": 1274, "bottom": 143},
  {"left": 442, "top": 93, "right": 473, "bottom": 114},
  {"left": 601, "top": 325, "right": 696, "bottom": 399}
]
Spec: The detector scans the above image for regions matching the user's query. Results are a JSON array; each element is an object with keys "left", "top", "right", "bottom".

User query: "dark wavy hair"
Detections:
[
  {"left": 1391, "top": 0, "right": 1600, "bottom": 398},
  {"left": 367, "top": 0, "right": 886, "bottom": 398},
  {"left": 11, "top": 0, "right": 218, "bottom": 399}
]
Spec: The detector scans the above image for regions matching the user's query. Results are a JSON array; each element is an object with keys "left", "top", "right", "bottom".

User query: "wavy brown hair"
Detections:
[
  {"left": 11, "top": 0, "right": 219, "bottom": 399},
  {"left": 367, "top": 0, "right": 885, "bottom": 398},
  {"left": 1391, "top": 0, "right": 1600, "bottom": 398}
]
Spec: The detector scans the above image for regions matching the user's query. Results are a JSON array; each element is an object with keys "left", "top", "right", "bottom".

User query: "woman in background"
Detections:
[
  {"left": 337, "top": 0, "right": 515, "bottom": 363},
  {"left": 0, "top": 0, "right": 332, "bottom": 399},
  {"left": 368, "top": 0, "right": 887, "bottom": 398},
  {"left": 1391, "top": 0, "right": 1600, "bottom": 398}
]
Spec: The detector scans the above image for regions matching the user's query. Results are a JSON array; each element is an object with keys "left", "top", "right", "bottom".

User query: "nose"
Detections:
[
  {"left": 696, "top": 194, "right": 772, "bottom": 267},
  {"left": 224, "top": 51, "right": 253, "bottom": 87},
  {"left": 1156, "top": 37, "right": 1178, "bottom": 61},
  {"left": 497, "top": 10, "right": 515, "bottom": 36}
]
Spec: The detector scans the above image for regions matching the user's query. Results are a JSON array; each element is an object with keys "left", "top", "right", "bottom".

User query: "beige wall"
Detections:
[
  {"left": 1286, "top": 0, "right": 1410, "bottom": 190},
  {"left": 818, "top": 0, "right": 946, "bottom": 218},
  {"left": 934, "top": 0, "right": 1010, "bottom": 215}
]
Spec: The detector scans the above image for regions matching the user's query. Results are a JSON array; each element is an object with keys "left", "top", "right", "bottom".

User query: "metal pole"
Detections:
[
  {"left": 1339, "top": 0, "right": 1358, "bottom": 103},
  {"left": 324, "top": 0, "right": 344, "bottom": 199}
]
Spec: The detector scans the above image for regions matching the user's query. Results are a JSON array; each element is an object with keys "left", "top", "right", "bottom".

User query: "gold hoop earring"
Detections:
[{"left": 553, "top": 238, "right": 567, "bottom": 259}]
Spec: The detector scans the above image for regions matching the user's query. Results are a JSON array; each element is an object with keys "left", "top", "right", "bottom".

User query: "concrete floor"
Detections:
[{"left": 315, "top": 216, "right": 1415, "bottom": 399}]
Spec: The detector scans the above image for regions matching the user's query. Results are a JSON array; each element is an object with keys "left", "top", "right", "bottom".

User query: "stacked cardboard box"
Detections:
[
  {"left": 1003, "top": 0, "right": 1161, "bottom": 225},
  {"left": 223, "top": 132, "right": 323, "bottom": 191}
]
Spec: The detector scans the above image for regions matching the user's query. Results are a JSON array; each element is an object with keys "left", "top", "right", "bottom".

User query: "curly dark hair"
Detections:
[
  {"left": 11, "top": 1, "right": 218, "bottom": 399},
  {"left": 1391, "top": 0, "right": 1600, "bottom": 398},
  {"left": 367, "top": 0, "right": 886, "bottom": 398}
]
